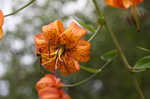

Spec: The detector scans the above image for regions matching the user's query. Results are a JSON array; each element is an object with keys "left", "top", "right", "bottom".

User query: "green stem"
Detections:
[
  {"left": 80, "top": 65, "right": 99, "bottom": 73},
  {"left": 93, "top": 0, "right": 131, "bottom": 70},
  {"left": 88, "top": 26, "right": 101, "bottom": 42},
  {"left": 104, "top": 22, "right": 132, "bottom": 70},
  {"left": 63, "top": 60, "right": 111, "bottom": 87},
  {"left": 92, "top": 0, "right": 103, "bottom": 17},
  {"left": 92, "top": 0, "right": 145, "bottom": 99},
  {"left": 5, "top": 0, "right": 36, "bottom": 17},
  {"left": 132, "top": 74, "right": 145, "bottom": 99}
]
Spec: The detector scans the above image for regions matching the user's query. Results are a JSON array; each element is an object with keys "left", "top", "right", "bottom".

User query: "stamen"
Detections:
[{"left": 42, "top": 55, "right": 56, "bottom": 65}]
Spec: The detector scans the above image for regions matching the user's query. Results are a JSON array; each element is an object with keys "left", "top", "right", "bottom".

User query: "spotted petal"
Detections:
[
  {"left": 42, "top": 20, "right": 64, "bottom": 45},
  {"left": 59, "top": 22, "right": 87, "bottom": 49},
  {"left": 71, "top": 40, "right": 91, "bottom": 62},
  {"left": 40, "top": 47, "right": 57, "bottom": 72},
  {"left": 57, "top": 53, "right": 80, "bottom": 75}
]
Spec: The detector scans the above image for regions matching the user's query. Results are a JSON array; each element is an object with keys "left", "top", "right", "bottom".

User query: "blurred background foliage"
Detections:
[{"left": 0, "top": 0, "right": 150, "bottom": 99}]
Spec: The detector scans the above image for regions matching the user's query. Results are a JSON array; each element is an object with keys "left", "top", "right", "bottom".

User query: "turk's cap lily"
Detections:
[{"left": 34, "top": 20, "right": 91, "bottom": 75}]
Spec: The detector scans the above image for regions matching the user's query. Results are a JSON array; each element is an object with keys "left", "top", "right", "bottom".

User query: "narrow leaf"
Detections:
[
  {"left": 73, "top": 17, "right": 96, "bottom": 33},
  {"left": 80, "top": 65, "right": 100, "bottom": 73},
  {"left": 132, "top": 56, "right": 150, "bottom": 72},
  {"left": 101, "top": 49, "right": 117, "bottom": 61},
  {"left": 137, "top": 46, "right": 150, "bottom": 53},
  {"left": 132, "top": 69, "right": 146, "bottom": 72},
  {"left": 134, "top": 56, "right": 150, "bottom": 68}
]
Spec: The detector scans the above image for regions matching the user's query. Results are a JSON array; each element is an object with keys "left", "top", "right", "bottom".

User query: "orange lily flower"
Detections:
[
  {"left": 105, "top": 0, "right": 143, "bottom": 9},
  {"left": 0, "top": 10, "right": 4, "bottom": 40},
  {"left": 36, "top": 74, "right": 71, "bottom": 99},
  {"left": 34, "top": 20, "right": 91, "bottom": 75}
]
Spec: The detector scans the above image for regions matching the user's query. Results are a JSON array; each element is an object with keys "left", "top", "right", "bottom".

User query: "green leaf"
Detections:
[
  {"left": 73, "top": 17, "right": 96, "bottom": 33},
  {"left": 137, "top": 46, "right": 150, "bottom": 53},
  {"left": 101, "top": 49, "right": 117, "bottom": 61},
  {"left": 133, "top": 56, "right": 150, "bottom": 69},
  {"left": 132, "top": 68, "right": 146, "bottom": 72},
  {"left": 80, "top": 65, "right": 100, "bottom": 73}
]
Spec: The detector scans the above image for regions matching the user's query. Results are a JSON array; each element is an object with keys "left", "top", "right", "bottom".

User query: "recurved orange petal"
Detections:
[
  {"left": 59, "top": 22, "right": 87, "bottom": 49},
  {"left": 0, "top": 10, "right": 4, "bottom": 40},
  {"left": 34, "top": 33, "right": 48, "bottom": 48},
  {"left": 36, "top": 46, "right": 57, "bottom": 72},
  {"left": 105, "top": 0, "right": 132, "bottom": 9},
  {"left": 42, "top": 20, "right": 64, "bottom": 45},
  {"left": 70, "top": 40, "right": 91, "bottom": 62},
  {"left": 57, "top": 53, "right": 80, "bottom": 75},
  {"left": 41, "top": 55, "right": 56, "bottom": 73}
]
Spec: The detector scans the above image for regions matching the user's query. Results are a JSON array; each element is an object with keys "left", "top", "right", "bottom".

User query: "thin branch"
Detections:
[
  {"left": 5, "top": 0, "right": 36, "bottom": 17},
  {"left": 132, "top": 74, "right": 145, "bottom": 99},
  {"left": 88, "top": 26, "right": 102, "bottom": 42}
]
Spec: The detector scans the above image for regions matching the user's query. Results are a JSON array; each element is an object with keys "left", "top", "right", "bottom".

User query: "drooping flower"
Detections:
[
  {"left": 34, "top": 20, "right": 91, "bottom": 75},
  {"left": 0, "top": 10, "right": 4, "bottom": 40},
  {"left": 105, "top": 0, "right": 144, "bottom": 31},
  {"left": 105, "top": 0, "right": 143, "bottom": 9},
  {"left": 36, "top": 74, "right": 71, "bottom": 99}
]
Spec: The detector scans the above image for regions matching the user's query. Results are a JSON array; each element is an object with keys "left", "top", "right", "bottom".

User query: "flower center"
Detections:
[{"left": 41, "top": 45, "right": 65, "bottom": 69}]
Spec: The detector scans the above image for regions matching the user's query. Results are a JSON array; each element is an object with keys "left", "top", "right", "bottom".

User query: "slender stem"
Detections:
[
  {"left": 88, "top": 26, "right": 101, "bottom": 42},
  {"left": 132, "top": 74, "right": 145, "bottom": 99},
  {"left": 93, "top": 0, "right": 131, "bottom": 70},
  {"left": 80, "top": 65, "right": 99, "bottom": 73},
  {"left": 63, "top": 60, "right": 111, "bottom": 87},
  {"left": 104, "top": 22, "right": 132, "bottom": 70},
  {"left": 92, "top": 0, "right": 103, "bottom": 17},
  {"left": 92, "top": 0, "right": 145, "bottom": 98},
  {"left": 5, "top": 0, "right": 36, "bottom": 17}
]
